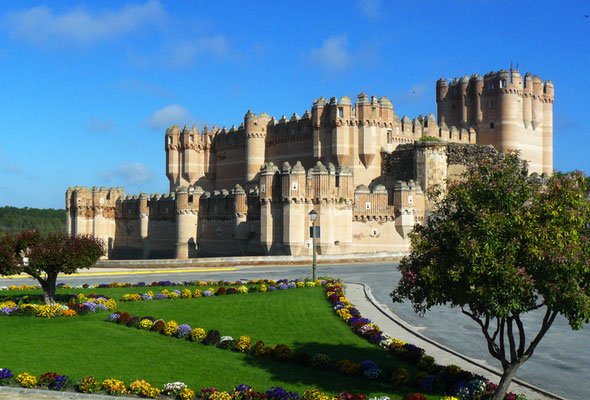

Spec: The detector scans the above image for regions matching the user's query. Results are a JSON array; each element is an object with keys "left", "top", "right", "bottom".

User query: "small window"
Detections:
[
  {"left": 491, "top": 83, "right": 495, "bottom": 90},
  {"left": 452, "top": 104, "right": 456, "bottom": 110},
  {"left": 106, "top": 193, "right": 111, "bottom": 200},
  {"left": 365, "top": 202, "right": 371, "bottom": 210},
  {"left": 501, "top": 80, "right": 506, "bottom": 88},
  {"left": 188, "top": 195, "right": 193, "bottom": 203},
  {"left": 408, "top": 195, "right": 413, "bottom": 204},
  {"left": 167, "top": 136, "right": 173, "bottom": 145},
  {"left": 387, "top": 130, "right": 392, "bottom": 144},
  {"left": 292, "top": 182, "right": 298, "bottom": 191},
  {"left": 190, "top": 134, "right": 195, "bottom": 142},
  {"left": 490, "top": 122, "right": 495, "bottom": 129},
  {"left": 338, "top": 107, "right": 344, "bottom": 118},
  {"left": 489, "top": 101, "right": 494, "bottom": 109}
]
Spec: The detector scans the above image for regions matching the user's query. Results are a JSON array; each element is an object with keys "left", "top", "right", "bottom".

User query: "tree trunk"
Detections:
[
  {"left": 493, "top": 362, "right": 523, "bottom": 400},
  {"left": 38, "top": 273, "right": 58, "bottom": 304}
]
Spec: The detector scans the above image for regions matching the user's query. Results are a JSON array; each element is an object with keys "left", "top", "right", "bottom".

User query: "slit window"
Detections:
[
  {"left": 338, "top": 107, "right": 344, "bottom": 118},
  {"left": 490, "top": 122, "right": 495, "bottom": 129}
]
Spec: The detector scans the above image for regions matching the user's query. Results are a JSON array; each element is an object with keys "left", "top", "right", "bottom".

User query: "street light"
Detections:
[{"left": 309, "top": 209, "right": 317, "bottom": 281}]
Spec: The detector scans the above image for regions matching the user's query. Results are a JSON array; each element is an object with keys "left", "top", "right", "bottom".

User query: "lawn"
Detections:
[{"left": 0, "top": 283, "right": 441, "bottom": 398}]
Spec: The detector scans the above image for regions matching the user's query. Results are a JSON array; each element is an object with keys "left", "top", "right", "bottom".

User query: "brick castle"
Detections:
[{"left": 66, "top": 67, "right": 554, "bottom": 259}]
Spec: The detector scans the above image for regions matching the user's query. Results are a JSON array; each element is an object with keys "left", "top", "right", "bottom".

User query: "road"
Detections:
[{"left": 1, "top": 263, "right": 586, "bottom": 400}]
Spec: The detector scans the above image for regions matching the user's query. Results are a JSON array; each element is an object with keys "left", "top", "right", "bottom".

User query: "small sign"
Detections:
[{"left": 309, "top": 226, "right": 320, "bottom": 238}]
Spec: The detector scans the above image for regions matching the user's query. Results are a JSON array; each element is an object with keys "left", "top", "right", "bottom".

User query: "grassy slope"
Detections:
[{"left": 0, "top": 286, "right": 435, "bottom": 398}]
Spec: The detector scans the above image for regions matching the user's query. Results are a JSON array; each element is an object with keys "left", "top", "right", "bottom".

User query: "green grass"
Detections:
[{"left": 0, "top": 285, "right": 440, "bottom": 398}]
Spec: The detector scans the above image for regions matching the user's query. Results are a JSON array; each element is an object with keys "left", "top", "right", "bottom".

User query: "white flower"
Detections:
[{"left": 220, "top": 336, "right": 234, "bottom": 342}]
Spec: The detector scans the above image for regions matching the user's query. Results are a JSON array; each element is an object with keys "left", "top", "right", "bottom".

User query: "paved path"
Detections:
[{"left": 344, "top": 283, "right": 564, "bottom": 400}]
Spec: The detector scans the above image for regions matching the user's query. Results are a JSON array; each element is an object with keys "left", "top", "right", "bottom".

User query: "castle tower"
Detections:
[
  {"left": 244, "top": 111, "right": 271, "bottom": 183},
  {"left": 174, "top": 186, "right": 199, "bottom": 259},
  {"left": 437, "top": 68, "right": 554, "bottom": 174},
  {"left": 165, "top": 125, "right": 181, "bottom": 192},
  {"left": 281, "top": 161, "right": 306, "bottom": 255}
]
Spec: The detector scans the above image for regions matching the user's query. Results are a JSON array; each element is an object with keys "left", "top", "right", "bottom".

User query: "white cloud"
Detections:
[
  {"left": 96, "top": 162, "right": 155, "bottom": 186},
  {"left": 88, "top": 118, "right": 117, "bottom": 132},
  {"left": 308, "top": 35, "right": 351, "bottom": 72},
  {"left": 146, "top": 104, "right": 192, "bottom": 131},
  {"left": 357, "top": 0, "right": 381, "bottom": 18},
  {"left": 2, "top": 0, "right": 165, "bottom": 46}
]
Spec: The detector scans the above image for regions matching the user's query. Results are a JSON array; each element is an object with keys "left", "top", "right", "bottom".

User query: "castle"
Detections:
[{"left": 66, "top": 68, "right": 554, "bottom": 259}]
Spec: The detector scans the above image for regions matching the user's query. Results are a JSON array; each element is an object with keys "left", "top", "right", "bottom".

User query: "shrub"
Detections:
[
  {"left": 152, "top": 319, "right": 166, "bottom": 332},
  {"left": 202, "top": 329, "right": 221, "bottom": 345},
  {"left": 164, "top": 320, "right": 179, "bottom": 336},
  {"left": 77, "top": 376, "right": 99, "bottom": 394},
  {"left": 102, "top": 378, "right": 127, "bottom": 395},
  {"left": 336, "top": 360, "right": 361, "bottom": 376},
  {"left": 130, "top": 379, "right": 160, "bottom": 398},
  {"left": 177, "top": 324, "right": 192, "bottom": 339},
  {"left": 272, "top": 344, "right": 293, "bottom": 361},
  {"left": 236, "top": 335, "right": 252, "bottom": 353},
  {"left": 16, "top": 372, "right": 37, "bottom": 388},
  {"left": 390, "top": 368, "right": 411, "bottom": 387},
  {"left": 311, "top": 353, "right": 331, "bottom": 369},
  {"left": 266, "top": 386, "right": 301, "bottom": 400},
  {"left": 0, "top": 368, "right": 13, "bottom": 385},
  {"left": 190, "top": 328, "right": 206, "bottom": 342},
  {"left": 117, "top": 312, "right": 132, "bottom": 325}
]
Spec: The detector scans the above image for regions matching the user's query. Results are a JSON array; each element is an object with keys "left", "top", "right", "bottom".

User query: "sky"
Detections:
[{"left": 1, "top": 0, "right": 589, "bottom": 209}]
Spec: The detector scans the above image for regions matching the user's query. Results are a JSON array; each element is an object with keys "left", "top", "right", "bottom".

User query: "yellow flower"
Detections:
[
  {"left": 181, "top": 289, "right": 192, "bottom": 298},
  {"left": 163, "top": 320, "right": 179, "bottom": 336},
  {"left": 105, "top": 299, "right": 117, "bottom": 310},
  {"left": 193, "top": 289, "right": 203, "bottom": 298},
  {"left": 16, "top": 372, "right": 37, "bottom": 388},
  {"left": 139, "top": 319, "right": 154, "bottom": 330},
  {"left": 179, "top": 388, "right": 196, "bottom": 400},
  {"left": 190, "top": 327, "right": 206, "bottom": 341}
]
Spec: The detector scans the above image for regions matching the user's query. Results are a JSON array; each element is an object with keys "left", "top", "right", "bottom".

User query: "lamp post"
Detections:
[{"left": 309, "top": 209, "right": 317, "bottom": 281}]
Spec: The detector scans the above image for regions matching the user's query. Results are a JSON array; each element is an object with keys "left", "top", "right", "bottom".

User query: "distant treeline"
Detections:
[{"left": 0, "top": 206, "right": 66, "bottom": 235}]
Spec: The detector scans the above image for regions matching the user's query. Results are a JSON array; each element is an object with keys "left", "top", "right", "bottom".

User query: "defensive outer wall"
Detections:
[{"left": 67, "top": 68, "right": 554, "bottom": 260}]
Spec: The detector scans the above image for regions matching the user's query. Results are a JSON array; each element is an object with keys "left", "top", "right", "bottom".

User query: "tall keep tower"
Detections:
[{"left": 436, "top": 68, "right": 554, "bottom": 174}]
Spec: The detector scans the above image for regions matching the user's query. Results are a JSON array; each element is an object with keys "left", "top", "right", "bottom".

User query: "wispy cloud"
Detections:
[
  {"left": 145, "top": 104, "right": 193, "bottom": 131},
  {"left": 4, "top": 165, "right": 21, "bottom": 173},
  {"left": 2, "top": 1, "right": 165, "bottom": 46},
  {"left": 129, "top": 36, "right": 229, "bottom": 68},
  {"left": 357, "top": 0, "right": 381, "bottom": 18},
  {"left": 88, "top": 118, "right": 117, "bottom": 132},
  {"left": 394, "top": 83, "right": 429, "bottom": 104},
  {"left": 554, "top": 113, "right": 579, "bottom": 132},
  {"left": 96, "top": 162, "right": 155, "bottom": 186},
  {"left": 308, "top": 35, "right": 351, "bottom": 72},
  {"left": 118, "top": 79, "right": 176, "bottom": 98}
]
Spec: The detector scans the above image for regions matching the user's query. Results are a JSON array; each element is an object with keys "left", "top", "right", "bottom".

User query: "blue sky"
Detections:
[{"left": 1, "top": 0, "right": 588, "bottom": 209}]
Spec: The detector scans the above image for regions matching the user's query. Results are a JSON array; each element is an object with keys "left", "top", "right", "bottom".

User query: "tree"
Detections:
[
  {"left": 0, "top": 230, "right": 104, "bottom": 304},
  {"left": 391, "top": 154, "right": 590, "bottom": 400}
]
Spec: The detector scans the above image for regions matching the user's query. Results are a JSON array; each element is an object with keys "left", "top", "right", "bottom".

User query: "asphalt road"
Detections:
[{"left": 1, "top": 263, "right": 587, "bottom": 400}]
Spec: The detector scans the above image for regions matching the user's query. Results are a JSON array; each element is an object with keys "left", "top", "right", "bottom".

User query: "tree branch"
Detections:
[
  {"left": 462, "top": 307, "right": 504, "bottom": 362},
  {"left": 514, "top": 313, "right": 526, "bottom": 357},
  {"left": 499, "top": 318, "right": 506, "bottom": 362},
  {"left": 523, "top": 307, "right": 559, "bottom": 360},
  {"left": 507, "top": 316, "right": 517, "bottom": 363},
  {"left": 491, "top": 317, "right": 501, "bottom": 342}
]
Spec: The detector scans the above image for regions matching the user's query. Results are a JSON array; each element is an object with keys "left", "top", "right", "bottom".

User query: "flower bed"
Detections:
[
  {"left": 0, "top": 293, "right": 116, "bottom": 318},
  {"left": 0, "top": 277, "right": 528, "bottom": 400},
  {"left": 0, "top": 369, "right": 430, "bottom": 400}
]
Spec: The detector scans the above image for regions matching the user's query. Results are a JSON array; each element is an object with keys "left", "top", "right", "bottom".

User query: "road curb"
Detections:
[{"left": 0, "top": 385, "right": 115, "bottom": 399}]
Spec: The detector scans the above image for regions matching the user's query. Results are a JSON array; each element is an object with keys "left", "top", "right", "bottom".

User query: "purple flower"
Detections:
[
  {"left": 360, "top": 360, "right": 378, "bottom": 371},
  {"left": 279, "top": 284, "right": 288, "bottom": 290},
  {"left": 265, "top": 386, "right": 300, "bottom": 400},
  {"left": 1, "top": 307, "right": 11, "bottom": 316},
  {"left": 142, "top": 293, "right": 153, "bottom": 301},
  {"left": 203, "top": 290, "right": 213, "bottom": 297},
  {"left": 83, "top": 301, "right": 98, "bottom": 313},
  {"left": 287, "top": 282, "right": 297, "bottom": 288},
  {"left": 268, "top": 286, "right": 277, "bottom": 291},
  {"left": 107, "top": 313, "right": 120, "bottom": 322},
  {"left": 172, "top": 290, "right": 181, "bottom": 296},
  {"left": 155, "top": 293, "right": 168, "bottom": 300},
  {"left": 137, "top": 282, "right": 146, "bottom": 287},
  {"left": 0, "top": 368, "right": 13, "bottom": 383},
  {"left": 177, "top": 324, "right": 192, "bottom": 338},
  {"left": 96, "top": 304, "right": 107, "bottom": 312}
]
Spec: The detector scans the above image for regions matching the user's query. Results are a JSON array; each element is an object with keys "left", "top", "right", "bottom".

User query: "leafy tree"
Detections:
[
  {"left": 391, "top": 154, "right": 590, "bottom": 400},
  {"left": 0, "top": 230, "right": 104, "bottom": 304},
  {"left": 0, "top": 206, "right": 66, "bottom": 235}
]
